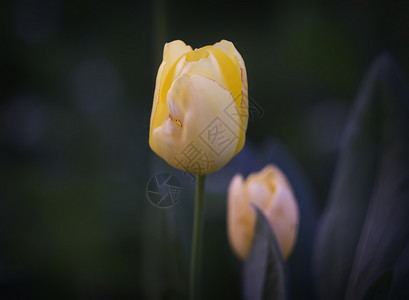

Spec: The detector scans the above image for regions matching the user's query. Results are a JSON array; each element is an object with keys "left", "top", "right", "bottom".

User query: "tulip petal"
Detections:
[
  {"left": 213, "top": 40, "right": 248, "bottom": 112},
  {"left": 228, "top": 174, "right": 256, "bottom": 260},
  {"left": 149, "top": 40, "right": 248, "bottom": 175},
  {"left": 150, "top": 41, "right": 192, "bottom": 140},
  {"left": 162, "top": 40, "right": 193, "bottom": 80},
  {"left": 207, "top": 47, "right": 247, "bottom": 156},
  {"left": 259, "top": 165, "right": 299, "bottom": 260},
  {"left": 213, "top": 40, "right": 248, "bottom": 154},
  {"left": 206, "top": 47, "right": 242, "bottom": 102},
  {"left": 265, "top": 176, "right": 299, "bottom": 260},
  {"left": 150, "top": 74, "right": 242, "bottom": 175},
  {"left": 150, "top": 61, "right": 165, "bottom": 134},
  {"left": 227, "top": 165, "right": 299, "bottom": 261},
  {"left": 246, "top": 179, "right": 272, "bottom": 211},
  {"left": 213, "top": 40, "right": 248, "bottom": 90},
  {"left": 181, "top": 53, "right": 225, "bottom": 91}
]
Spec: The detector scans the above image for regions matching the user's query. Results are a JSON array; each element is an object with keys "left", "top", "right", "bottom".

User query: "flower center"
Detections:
[{"left": 185, "top": 48, "right": 209, "bottom": 62}]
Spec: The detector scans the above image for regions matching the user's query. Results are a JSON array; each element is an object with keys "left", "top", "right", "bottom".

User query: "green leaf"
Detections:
[
  {"left": 243, "top": 206, "right": 286, "bottom": 300},
  {"left": 314, "top": 54, "right": 409, "bottom": 300}
]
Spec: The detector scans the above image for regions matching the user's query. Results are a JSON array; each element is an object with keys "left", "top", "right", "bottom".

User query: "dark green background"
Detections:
[{"left": 1, "top": 0, "right": 408, "bottom": 298}]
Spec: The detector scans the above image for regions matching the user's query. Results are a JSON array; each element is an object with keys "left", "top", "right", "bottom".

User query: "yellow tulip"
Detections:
[
  {"left": 149, "top": 40, "right": 248, "bottom": 175},
  {"left": 227, "top": 165, "right": 299, "bottom": 260}
]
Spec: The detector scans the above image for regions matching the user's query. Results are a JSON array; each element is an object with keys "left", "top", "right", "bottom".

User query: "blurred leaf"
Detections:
[
  {"left": 314, "top": 54, "right": 409, "bottom": 300},
  {"left": 344, "top": 55, "right": 409, "bottom": 300},
  {"left": 314, "top": 57, "right": 383, "bottom": 300},
  {"left": 243, "top": 207, "right": 286, "bottom": 300}
]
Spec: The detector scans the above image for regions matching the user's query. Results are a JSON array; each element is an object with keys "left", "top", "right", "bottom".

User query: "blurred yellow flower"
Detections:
[
  {"left": 149, "top": 40, "right": 248, "bottom": 175},
  {"left": 227, "top": 165, "right": 299, "bottom": 260}
]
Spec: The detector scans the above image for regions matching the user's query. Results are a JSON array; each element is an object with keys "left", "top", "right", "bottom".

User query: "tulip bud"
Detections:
[
  {"left": 227, "top": 165, "right": 299, "bottom": 261},
  {"left": 149, "top": 40, "right": 248, "bottom": 175}
]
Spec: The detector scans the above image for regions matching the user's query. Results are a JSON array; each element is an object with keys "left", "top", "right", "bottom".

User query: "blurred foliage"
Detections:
[
  {"left": 314, "top": 55, "right": 409, "bottom": 299},
  {"left": 0, "top": 0, "right": 408, "bottom": 298},
  {"left": 244, "top": 207, "right": 286, "bottom": 300}
]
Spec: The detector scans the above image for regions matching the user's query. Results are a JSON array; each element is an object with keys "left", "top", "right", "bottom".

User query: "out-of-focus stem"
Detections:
[{"left": 189, "top": 175, "right": 206, "bottom": 300}]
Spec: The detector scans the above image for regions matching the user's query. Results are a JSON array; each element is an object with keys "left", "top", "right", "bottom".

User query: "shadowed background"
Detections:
[{"left": 1, "top": 0, "right": 408, "bottom": 298}]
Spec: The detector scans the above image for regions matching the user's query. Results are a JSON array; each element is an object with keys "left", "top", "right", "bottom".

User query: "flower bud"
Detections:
[
  {"left": 149, "top": 40, "right": 248, "bottom": 175},
  {"left": 227, "top": 165, "right": 299, "bottom": 260}
]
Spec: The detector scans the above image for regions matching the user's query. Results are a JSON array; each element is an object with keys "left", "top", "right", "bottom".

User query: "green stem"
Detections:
[{"left": 189, "top": 175, "right": 206, "bottom": 300}]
